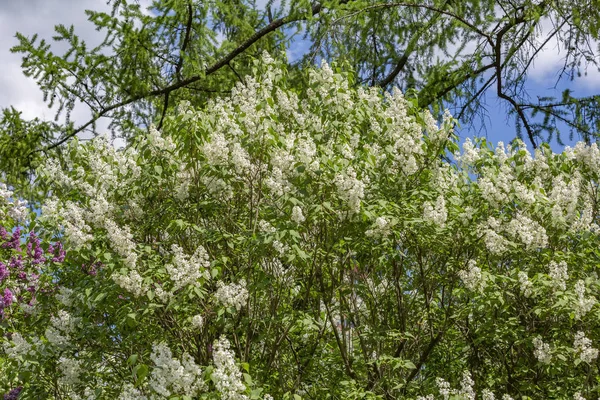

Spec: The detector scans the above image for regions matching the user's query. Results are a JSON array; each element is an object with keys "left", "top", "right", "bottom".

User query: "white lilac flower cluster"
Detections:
[
  {"left": 533, "top": 336, "right": 552, "bottom": 364},
  {"left": 573, "top": 331, "right": 598, "bottom": 363},
  {"left": 3, "top": 332, "right": 34, "bottom": 360},
  {"left": 574, "top": 280, "right": 595, "bottom": 319},
  {"left": 456, "top": 138, "right": 481, "bottom": 166},
  {"left": 58, "top": 356, "right": 83, "bottom": 385},
  {"left": 147, "top": 125, "right": 177, "bottom": 155},
  {"left": 481, "top": 217, "right": 508, "bottom": 255},
  {"left": 56, "top": 287, "right": 74, "bottom": 307},
  {"left": 272, "top": 240, "right": 288, "bottom": 256},
  {"left": 432, "top": 163, "right": 459, "bottom": 193},
  {"left": 88, "top": 154, "right": 118, "bottom": 192},
  {"left": 416, "top": 374, "right": 515, "bottom": 400},
  {"left": 166, "top": 244, "right": 211, "bottom": 290},
  {"left": 458, "top": 260, "right": 486, "bottom": 292},
  {"left": 423, "top": 195, "right": 448, "bottom": 227},
  {"left": 66, "top": 387, "right": 97, "bottom": 400},
  {"left": 380, "top": 89, "right": 426, "bottom": 176},
  {"left": 175, "top": 168, "right": 193, "bottom": 200},
  {"left": 0, "top": 183, "right": 28, "bottom": 221},
  {"left": 262, "top": 257, "right": 289, "bottom": 281},
  {"left": 42, "top": 199, "right": 93, "bottom": 249},
  {"left": 215, "top": 280, "right": 249, "bottom": 311},
  {"left": 334, "top": 166, "right": 366, "bottom": 215},
  {"left": 478, "top": 164, "right": 513, "bottom": 207},
  {"left": 549, "top": 260, "right": 569, "bottom": 291},
  {"left": 365, "top": 216, "right": 391, "bottom": 238},
  {"left": 69, "top": 135, "right": 140, "bottom": 197},
  {"left": 89, "top": 192, "right": 114, "bottom": 220},
  {"left": 482, "top": 389, "right": 498, "bottom": 400},
  {"left": 191, "top": 314, "right": 204, "bottom": 329},
  {"left": 45, "top": 310, "right": 77, "bottom": 348},
  {"left": 518, "top": 271, "right": 533, "bottom": 297},
  {"left": 202, "top": 131, "right": 229, "bottom": 166},
  {"left": 231, "top": 143, "right": 253, "bottom": 175},
  {"left": 118, "top": 383, "right": 148, "bottom": 400},
  {"left": 480, "top": 213, "right": 547, "bottom": 254},
  {"left": 258, "top": 220, "right": 276, "bottom": 234},
  {"left": 431, "top": 372, "right": 475, "bottom": 400},
  {"left": 155, "top": 285, "right": 172, "bottom": 303},
  {"left": 505, "top": 213, "right": 548, "bottom": 250},
  {"left": 112, "top": 270, "right": 145, "bottom": 297},
  {"left": 149, "top": 342, "right": 205, "bottom": 397},
  {"left": 458, "top": 371, "right": 475, "bottom": 400},
  {"left": 291, "top": 205, "right": 305, "bottom": 224},
  {"left": 212, "top": 336, "right": 248, "bottom": 400},
  {"left": 264, "top": 165, "right": 291, "bottom": 197},
  {"left": 435, "top": 377, "right": 451, "bottom": 399},
  {"left": 104, "top": 219, "right": 138, "bottom": 269},
  {"left": 549, "top": 174, "right": 581, "bottom": 225},
  {"left": 42, "top": 159, "right": 75, "bottom": 189}
]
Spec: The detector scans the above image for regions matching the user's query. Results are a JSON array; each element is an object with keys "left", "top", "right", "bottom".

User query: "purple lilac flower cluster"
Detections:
[
  {"left": 0, "top": 227, "right": 66, "bottom": 319},
  {"left": 81, "top": 261, "right": 102, "bottom": 276},
  {"left": 26, "top": 232, "right": 45, "bottom": 265},
  {"left": 3, "top": 386, "right": 22, "bottom": 400},
  {"left": 2, "top": 228, "right": 21, "bottom": 252},
  {"left": 47, "top": 241, "right": 65, "bottom": 263}
]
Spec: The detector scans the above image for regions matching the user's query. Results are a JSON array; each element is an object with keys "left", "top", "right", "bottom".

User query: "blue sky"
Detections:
[
  {"left": 1, "top": 0, "right": 598, "bottom": 153},
  {"left": 465, "top": 75, "right": 596, "bottom": 153}
]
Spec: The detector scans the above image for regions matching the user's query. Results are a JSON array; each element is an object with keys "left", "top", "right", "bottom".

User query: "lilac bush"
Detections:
[{"left": 3, "top": 55, "right": 600, "bottom": 399}]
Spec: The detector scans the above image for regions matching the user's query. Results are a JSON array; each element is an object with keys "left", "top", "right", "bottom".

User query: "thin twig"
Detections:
[{"left": 331, "top": 2, "right": 493, "bottom": 46}]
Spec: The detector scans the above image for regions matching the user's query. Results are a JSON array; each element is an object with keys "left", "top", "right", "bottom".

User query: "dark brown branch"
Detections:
[
  {"left": 228, "top": 61, "right": 244, "bottom": 84},
  {"left": 513, "top": 18, "right": 569, "bottom": 84},
  {"left": 175, "top": 1, "right": 194, "bottom": 81},
  {"left": 496, "top": 84, "right": 536, "bottom": 148},
  {"left": 522, "top": 102, "right": 597, "bottom": 138},
  {"left": 33, "top": 2, "right": 327, "bottom": 155},
  {"left": 377, "top": 0, "right": 451, "bottom": 88},
  {"left": 417, "top": 63, "right": 495, "bottom": 108},
  {"left": 494, "top": 12, "right": 537, "bottom": 148},
  {"left": 157, "top": 91, "right": 169, "bottom": 130},
  {"left": 400, "top": 330, "right": 444, "bottom": 395},
  {"left": 332, "top": 2, "right": 493, "bottom": 44},
  {"left": 377, "top": 19, "right": 432, "bottom": 88},
  {"left": 456, "top": 74, "right": 496, "bottom": 122},
  {"left": 186, "top": 85, "right": 230, "bottom": 94}
]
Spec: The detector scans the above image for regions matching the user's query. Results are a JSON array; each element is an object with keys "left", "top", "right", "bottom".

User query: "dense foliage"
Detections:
[{"left": 3, "top": 56, "right": 600, "bottom": 399}]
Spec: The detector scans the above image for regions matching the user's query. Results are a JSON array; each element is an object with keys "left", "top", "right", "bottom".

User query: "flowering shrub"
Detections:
[
  {"left": 0, "top": 185, "right": 67, "bottom": 396},
  {"left": 4, "top": 54, "right": 600, "bottom": 399}
]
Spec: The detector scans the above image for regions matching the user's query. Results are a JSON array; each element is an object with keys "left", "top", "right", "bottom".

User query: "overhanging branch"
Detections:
[{"left": 32, "top": 2, "right": 328, "bottom": 155}]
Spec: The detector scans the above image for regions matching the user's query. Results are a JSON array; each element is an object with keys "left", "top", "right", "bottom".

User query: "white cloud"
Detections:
[
  {"left": 0, "top": 0, "right": 154, "bottom": 143},
  {"left": 527, "top": 17, "right": 600, "bottom": 90},
  {"left": 0, "top": 0, "right": 115, "bottom": 137}
]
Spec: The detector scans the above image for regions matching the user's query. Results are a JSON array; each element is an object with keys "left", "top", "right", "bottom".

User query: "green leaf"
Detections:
[
  {"left": 127, "top": 354, "right": 138, "bottom": 366},
  {"left": 95, "top": 292, "right": 107, "bottom": 303},
  {"left": 134, "top": 364, "right": 149, "bottom": 383}
]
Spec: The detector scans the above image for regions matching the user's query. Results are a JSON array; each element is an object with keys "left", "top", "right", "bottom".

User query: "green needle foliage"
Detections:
[{"left": 2, "top": 0, "right": 600, "bottom": 193}]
